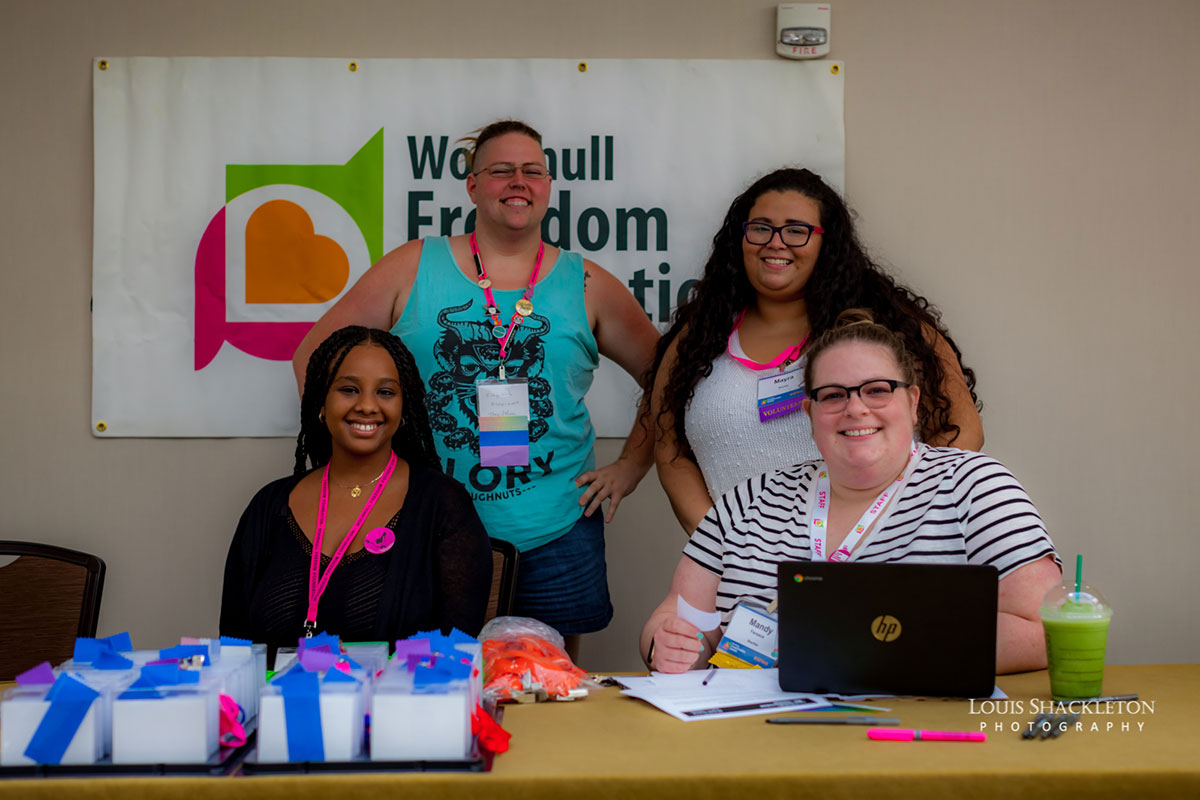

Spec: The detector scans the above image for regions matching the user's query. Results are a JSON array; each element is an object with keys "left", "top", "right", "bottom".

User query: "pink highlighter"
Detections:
[{"left": 868, "top": 728, "right": 986, "bottom": 743}]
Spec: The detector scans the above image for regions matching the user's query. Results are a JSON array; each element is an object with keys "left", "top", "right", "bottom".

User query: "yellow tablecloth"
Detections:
[{"left": 1, "top": 664, "right": 1196, "bottom": 799}]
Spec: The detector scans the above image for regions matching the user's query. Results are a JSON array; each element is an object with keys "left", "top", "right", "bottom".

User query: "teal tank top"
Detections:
[{"left": 392, "top": 237, "right": 599, "bottom": 552}]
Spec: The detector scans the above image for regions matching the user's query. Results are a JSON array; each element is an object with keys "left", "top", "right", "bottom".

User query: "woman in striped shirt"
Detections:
[{"left": 641, "top": 310, "right": 1061, "bottom": 675}]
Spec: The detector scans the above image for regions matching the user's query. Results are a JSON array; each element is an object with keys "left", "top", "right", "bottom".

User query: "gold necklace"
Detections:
[{"left": 331, "top": 466, "right": 387, "bottom": 498}]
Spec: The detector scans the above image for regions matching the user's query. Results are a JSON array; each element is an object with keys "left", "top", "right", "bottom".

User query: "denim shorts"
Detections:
[{"left": 512, "top": 511, "right": 613, "bottom": 636}]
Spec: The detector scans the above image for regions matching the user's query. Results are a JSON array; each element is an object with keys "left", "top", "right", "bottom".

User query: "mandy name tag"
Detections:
[
  {"left": 756, "top": 368, "right": 805, "bottom": 422},
  {"left": 709, "top": 603, "right": 778, "bottom": 669},
  {"left": 476, "top": 378, "right": 530, "bottom": 467}
]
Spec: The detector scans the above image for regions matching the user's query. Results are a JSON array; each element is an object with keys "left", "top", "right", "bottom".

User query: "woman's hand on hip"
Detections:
[{"left": 575, "top": 455, "right": 650, "bottom": 523}]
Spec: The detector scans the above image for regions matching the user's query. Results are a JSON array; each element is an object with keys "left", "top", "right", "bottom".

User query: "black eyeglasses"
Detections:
[
  {"left": 742, "top": 221, "right": 824, "bottom": 248},
  {"left": 473, "top": 163, "right": 551, "bottom": 181},
  {"left": 810, "top": 379, "right": 912, "bottom": 412}
]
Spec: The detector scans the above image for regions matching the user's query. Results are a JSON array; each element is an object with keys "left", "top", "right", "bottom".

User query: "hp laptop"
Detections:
[{"left": 776, "top": 562, "right": 998, "bottom": 698}]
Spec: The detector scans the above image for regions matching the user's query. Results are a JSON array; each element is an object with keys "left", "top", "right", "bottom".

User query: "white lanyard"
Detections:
[{"left": 809, "top": 444, "right": 921, "bottom": 562}]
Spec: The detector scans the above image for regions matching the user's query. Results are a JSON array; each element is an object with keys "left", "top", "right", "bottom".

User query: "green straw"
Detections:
[{"left": 1074, "top": 554, "right": 1083, "bottom": 601}]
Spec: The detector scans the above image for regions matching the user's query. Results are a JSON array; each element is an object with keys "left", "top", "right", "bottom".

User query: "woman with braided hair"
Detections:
[
  {"left": 651, "top": 168, "right": 984, "bottom": 534},
  {"left": 221, "top": 326, "right": 492, "bottom": 650}
]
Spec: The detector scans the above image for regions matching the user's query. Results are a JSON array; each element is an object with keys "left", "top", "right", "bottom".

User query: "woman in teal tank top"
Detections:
[{"left": 293, "top": 120, "right": 660, "bottom": 658}]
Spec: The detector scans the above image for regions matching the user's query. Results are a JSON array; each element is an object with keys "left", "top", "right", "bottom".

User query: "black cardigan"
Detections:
[{"left": 219, "top": 463, "right": 492, "bottom": 648}]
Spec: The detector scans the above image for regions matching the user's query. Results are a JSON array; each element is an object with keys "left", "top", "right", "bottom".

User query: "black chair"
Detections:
[
  {"left": 0, "top": 541, "right": 106, "bottom": 680},
  {"left": 486, "top": 538, "right": 519, "bottom": 623}
]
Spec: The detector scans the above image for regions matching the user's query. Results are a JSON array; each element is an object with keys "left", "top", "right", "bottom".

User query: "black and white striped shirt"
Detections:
[{"left": 683, "top": 446, "right": 1059, "bottom": 626}]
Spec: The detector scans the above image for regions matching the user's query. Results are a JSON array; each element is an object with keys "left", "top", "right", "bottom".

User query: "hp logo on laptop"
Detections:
[{"left": 870, "top": 615, "right": 902, "bottom": 642}]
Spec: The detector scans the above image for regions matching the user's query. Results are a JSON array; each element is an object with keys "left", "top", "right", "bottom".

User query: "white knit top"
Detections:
[{"left": 683, "top": 329, "right": 821, "bottom": 500}]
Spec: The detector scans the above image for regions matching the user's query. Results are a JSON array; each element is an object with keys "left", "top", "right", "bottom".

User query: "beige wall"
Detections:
[{"left": 2, "top": 0, "right": 1196, "bottom": 670}]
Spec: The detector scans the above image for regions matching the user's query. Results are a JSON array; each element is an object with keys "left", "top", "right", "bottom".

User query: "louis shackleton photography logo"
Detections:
[{"left": 969, "top": 697, "right": 1155, "bottom": 735}]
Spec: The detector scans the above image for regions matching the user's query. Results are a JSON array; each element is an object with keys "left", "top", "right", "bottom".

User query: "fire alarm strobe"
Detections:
[{"left": 777, "top": 3, "right": 831, "bottom": 60}]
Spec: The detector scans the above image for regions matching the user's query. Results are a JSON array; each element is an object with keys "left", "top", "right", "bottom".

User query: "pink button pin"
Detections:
[{"left": 364, "top": 527, "right": 394, "bottom": 554}]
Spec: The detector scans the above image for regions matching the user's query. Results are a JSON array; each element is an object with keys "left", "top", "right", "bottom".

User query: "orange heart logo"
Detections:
[{"left": 244, "top": 199, "right": 349, "bottom": 303}]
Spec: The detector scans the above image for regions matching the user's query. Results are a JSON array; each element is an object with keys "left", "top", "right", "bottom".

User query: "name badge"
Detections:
[
  {"left": 709, "top": 603, "right": 778, "bottom": 669},
  {"left": 476, "top": 378, "right": 530, "bottom": 467},
  {"left": 756, "top": 368, "right": 805, "bottom": 423}
]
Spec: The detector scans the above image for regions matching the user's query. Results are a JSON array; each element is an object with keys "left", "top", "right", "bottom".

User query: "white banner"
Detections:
[{"left": 92, "top": 57, "right": 844, "bottom": 437}]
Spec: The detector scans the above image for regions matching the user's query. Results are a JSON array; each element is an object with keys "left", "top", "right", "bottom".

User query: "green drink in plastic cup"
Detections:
[{"left": 1040, "top": 582, "right": 1112, "bottom": 701}]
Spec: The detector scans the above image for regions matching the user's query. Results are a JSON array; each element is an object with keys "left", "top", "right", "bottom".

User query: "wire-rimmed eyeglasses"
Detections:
[{"left": 473, "top": 163, "right": 551, "bottom": 181}]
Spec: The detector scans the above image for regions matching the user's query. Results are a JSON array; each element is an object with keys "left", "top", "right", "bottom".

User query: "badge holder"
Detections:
[
  {"left": 709, "top": 603, "right": 779, "bottom": 669},
  {"left": 476, "top": 378, "right": 530, "bottom": 468},
  {"left": 756, "top": 366, "right": 806, "bottom": 423}
]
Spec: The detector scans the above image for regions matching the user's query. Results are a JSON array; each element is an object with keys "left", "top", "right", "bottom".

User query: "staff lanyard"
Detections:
[
  {"left": 304, "top": 451, "right": 397, "bottom": 637},
  {"left": 469, "top": 232, "right": 546, "bottom": 380},
  {"left": 809, "top": 444, "right": 921, "bottom": 562},
  {"left": 726, "top": 311, "right": 810, "bottom": 372}
]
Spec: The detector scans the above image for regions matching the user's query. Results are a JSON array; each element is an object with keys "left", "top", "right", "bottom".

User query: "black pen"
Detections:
[
  {"left": 1049, "top": 713, "right": 1079, "bottom": 738},
  {"left": 1022, "top": 713, "right": 1048, "bottom": 739},
  {"left": 766, "top": 716, "right": 900, "bottom": 726},
  {"left": 701, "top": 666, "right": 716, "bottom": 686},
  {"left": 1040, "top": 713, "right": 1066, "bottom": 739}
]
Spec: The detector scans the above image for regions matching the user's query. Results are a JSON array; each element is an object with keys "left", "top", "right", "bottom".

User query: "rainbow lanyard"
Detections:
[
  {"left": 304, "top": 451, "right": 397, "bottom": 637},
  {"left": 469, "top": 232, "right": 546, "bottom": 380},
  {"left": 809, "top": 444, "right": 921, "bottom": 562},
  {"left": 726, "top": 311, "right": 811, "bottom": 372}
]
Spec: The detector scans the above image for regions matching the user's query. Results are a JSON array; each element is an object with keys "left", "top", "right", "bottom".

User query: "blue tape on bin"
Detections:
[
  {"left": 275, "top": 668, "right": 324, "bottom": 762},
  {"left": 102, "top": 632, "right": 133, "bottom": 651},
  {"left": 411, "top": 631, "right": 461, "bottom": 657},
  {"left": 413, "top": 657, "right": 472, "bottom": 690},
  {"left": 72, "top": 638, "right": 104, "bottom": 663},
  {"left": 122, "top": 663, "right": 201, "bottom": 696},
  {"left": 444, "top": 628, "right": 478, "bottom": 645},
  {"left": 322, "top": 668, "right": 358, "bottom": 685},
  {"left": 93, "top": 650, "right": 134, "bottom": 670},
  {"left": 23, "top": 674, "right": 99, "bottom": 764}
]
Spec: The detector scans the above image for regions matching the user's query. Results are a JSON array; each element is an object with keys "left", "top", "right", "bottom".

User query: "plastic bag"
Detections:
[{"left": 481, "top": 616, "right": 594, "bottom": 702}]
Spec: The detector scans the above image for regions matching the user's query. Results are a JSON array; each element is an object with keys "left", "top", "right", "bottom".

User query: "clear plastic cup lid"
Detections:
[{"left": 1040, "top": 581, "right": 1111, "bottom": 617}]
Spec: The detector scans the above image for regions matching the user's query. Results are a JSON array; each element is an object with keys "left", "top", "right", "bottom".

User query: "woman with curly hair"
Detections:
[
  {"left": 651, "top": 168, "right": 983, "bottom": 534},
  {"left": 221, "top": 326, "right": 492, "bottom": 650}
]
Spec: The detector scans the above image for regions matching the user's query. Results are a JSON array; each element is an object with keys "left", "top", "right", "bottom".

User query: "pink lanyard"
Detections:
[
  {"left": 469, "top": 233, "right": 546, "bottom": 377},
  {"left": 726, "top": 311, "right": 811, "bottom": 371},
  {"left": 304, "top": 451, "right": 397, "bottom": 637}
]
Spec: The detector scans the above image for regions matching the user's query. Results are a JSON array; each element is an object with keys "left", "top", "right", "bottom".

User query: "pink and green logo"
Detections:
[{"left": 194, "top": 129, "right": 384, "bottom": 369}]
